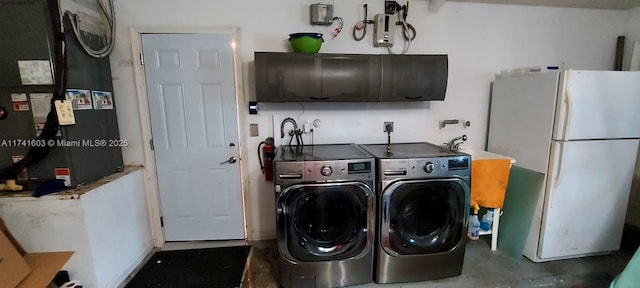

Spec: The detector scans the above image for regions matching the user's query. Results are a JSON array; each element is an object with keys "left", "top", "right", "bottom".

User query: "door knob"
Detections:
[{"left": 220, "top": 156, "right": 237, "bottom": 164}]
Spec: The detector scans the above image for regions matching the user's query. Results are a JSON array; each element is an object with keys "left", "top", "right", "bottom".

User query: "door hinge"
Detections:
[
  {"left": 160, "top": 216, "right": 163, "bottom": 227},
  {"left": 140, "top": 52, "right": 145, "bottom": 65},
  {"left": 149, "top": 138, "right": 154, "bottom": 150}
]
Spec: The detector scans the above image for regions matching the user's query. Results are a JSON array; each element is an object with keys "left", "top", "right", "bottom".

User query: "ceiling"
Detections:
[{"left": 445, "top": 0, "right": 640, "bottom": 9}]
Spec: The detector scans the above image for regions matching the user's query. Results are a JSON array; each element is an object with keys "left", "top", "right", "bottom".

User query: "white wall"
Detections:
[
  {"left": 108, "top": 0, "right": 632, "bottom": 240},
  {"left": 623, "top": 7, "right": 640, "bottom": 70},
  {"left": 81, "top": 170, "right": 153, "bottom": 288}
]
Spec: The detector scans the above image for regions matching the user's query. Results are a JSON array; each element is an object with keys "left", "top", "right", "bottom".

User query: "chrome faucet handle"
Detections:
[{"left": 447, "top": 134, "right": 467, "bottom": 150}]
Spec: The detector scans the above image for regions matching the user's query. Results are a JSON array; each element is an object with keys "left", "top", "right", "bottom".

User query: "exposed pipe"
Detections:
[
  {"left": 280, "top": 117, "right": 303, "bottom": 147},
  {"left": 280, "top": 117, "right": 298, "bottom": 139}
]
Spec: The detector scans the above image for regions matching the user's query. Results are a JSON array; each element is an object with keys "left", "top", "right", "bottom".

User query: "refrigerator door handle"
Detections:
[
  {"left": 562, "top": 89, "right": 573, "bottom": 139},
  {"left": 549, "top": 142, "right": 564, "bottom": 208}
]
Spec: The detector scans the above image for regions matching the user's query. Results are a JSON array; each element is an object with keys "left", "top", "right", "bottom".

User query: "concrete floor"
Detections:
[{"left": 241, "top": 237, "right": 635, "bottom": 288}]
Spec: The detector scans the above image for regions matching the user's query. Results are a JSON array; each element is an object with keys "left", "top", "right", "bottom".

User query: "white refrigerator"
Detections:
[{"left": 487, "top": 69, "right": 640, "bottom": 262}]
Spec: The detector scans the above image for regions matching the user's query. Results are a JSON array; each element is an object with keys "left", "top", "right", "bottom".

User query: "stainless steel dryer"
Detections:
[
  {"left": 359, "top": 142, "right": 471, "bottom": 284},
  {"left": 274, "top": 144, "right": 376, "bottom": 288}
]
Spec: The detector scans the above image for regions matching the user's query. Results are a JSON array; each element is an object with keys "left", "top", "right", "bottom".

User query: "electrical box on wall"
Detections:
[
  {"left": 310, "top": 4, "right": 333, "bottom": 26},
  {"left": 0, "top": 0, "right": 123, "bottom": 187},
  {"left": 373, "top": 14, "right": 395, "bottom": 47},
  {"left": 384, "top": 1, "right": 398, "bottom": 14}
]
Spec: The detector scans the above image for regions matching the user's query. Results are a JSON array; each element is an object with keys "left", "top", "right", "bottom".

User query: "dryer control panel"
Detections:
[
  {"left": 378, "top": 155, "right": 471, "bottom": 181},
  {"left": 305, "top": 160, "right": 374, "bottom": 182}
]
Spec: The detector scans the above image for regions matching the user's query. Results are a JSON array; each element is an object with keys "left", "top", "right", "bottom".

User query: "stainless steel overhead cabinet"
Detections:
[{"left": 254, "top": 52, "right": 448, "bottom": 102}]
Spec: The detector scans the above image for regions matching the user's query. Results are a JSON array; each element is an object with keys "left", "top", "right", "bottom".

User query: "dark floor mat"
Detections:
[{"left": 125, "top": 246, "right": 251, "bottom": 288}]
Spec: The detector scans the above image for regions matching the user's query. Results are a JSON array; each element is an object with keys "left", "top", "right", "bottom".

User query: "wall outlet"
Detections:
[
  {"left": 249, "top": 123, "right": 259, "bottom": 137},
  {"left": 384, "top": 122, "right": 394, "bottom": 133}
]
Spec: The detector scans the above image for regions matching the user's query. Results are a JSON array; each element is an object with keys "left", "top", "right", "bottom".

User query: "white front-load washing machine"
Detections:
[
  {"left": 359, "top": 142, "right": 471, "bottom": 284},
  {"left": 274, "top": 144, "right": 376, "bottom": 288}
]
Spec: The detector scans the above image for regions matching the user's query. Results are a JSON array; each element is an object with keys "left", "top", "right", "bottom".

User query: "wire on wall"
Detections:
[
  {"left": 352, "top": 2, "right": 416, "bottom": 54},
  {"left": 388, "top": 3, "right": 416, "bottom": 55},
  {"left": 353, "top": 4, "right": 373, "bottom": 41},
  {"left": 63, "top": 0, "right": 116, "bottom": 58},
  {"left": 330, "top": 17, "right": 344, "bottom": 39}
]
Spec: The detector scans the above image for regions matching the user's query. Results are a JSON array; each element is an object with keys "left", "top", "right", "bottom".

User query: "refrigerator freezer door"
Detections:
[
  {"left": 539, "top": 139, "right": 639, "bottom": 260},
  {"left": 553, "top": 70, "right": 640, "bottom": 141}
]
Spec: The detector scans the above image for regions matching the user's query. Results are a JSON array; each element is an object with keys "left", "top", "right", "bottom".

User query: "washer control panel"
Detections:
[
  {"left": 276, "top": 160, "right": 375, "bottom": 183},
  {"left": 320, "top": 165, "right": 333, "bottom": 176},
  {"left": 305, "top": 160, "right": 374, "bottom": 182},
  {"left": 423, "top": 162, "right": 435, "bottom": 173}
]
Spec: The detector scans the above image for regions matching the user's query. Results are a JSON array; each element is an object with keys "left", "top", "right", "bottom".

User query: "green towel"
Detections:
[{"left": 610, "top": 247, "right": 640, "bottom": 288}]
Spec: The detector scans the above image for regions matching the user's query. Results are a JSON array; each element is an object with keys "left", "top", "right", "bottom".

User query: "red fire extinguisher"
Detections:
[{"left": 258, "top": 137, "right": 275, "bottom": 181}]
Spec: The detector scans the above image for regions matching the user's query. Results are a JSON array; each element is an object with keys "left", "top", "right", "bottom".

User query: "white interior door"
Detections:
[
  {"left": 539, "top": 139, "right": 639, "bottom": 259},
  {"left": 142, "top": 33, "right": 244, "bottom": 241}
]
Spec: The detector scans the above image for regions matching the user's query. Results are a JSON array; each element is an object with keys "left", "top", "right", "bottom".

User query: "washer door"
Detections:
[
  {"left": 380, "top": 178, "right": 469, "bottom": 256},
  {"left": 277, "top": 182, "right": 374, "bottom": 262}
]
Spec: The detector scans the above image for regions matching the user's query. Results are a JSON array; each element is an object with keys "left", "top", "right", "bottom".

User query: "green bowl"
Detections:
[{"left": 289, "top": 33, "right": 323, "bottom": 53}]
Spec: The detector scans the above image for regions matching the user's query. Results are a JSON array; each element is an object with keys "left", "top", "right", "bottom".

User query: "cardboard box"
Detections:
[
  {"left": 0, "top": 229, "right": 31, "bottom": 288},
  {"left": 17, "top": 252, "right": 73, "bottom": 288},
  {"left": 0, "top": 219, "right": 73, "bottom": 288},
  {"left": 0, "top": 218, "right": 25, "bottom": 256}
]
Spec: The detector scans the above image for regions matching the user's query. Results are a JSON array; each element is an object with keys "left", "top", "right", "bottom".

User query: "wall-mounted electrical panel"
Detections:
[
  {"left": 373, "top": 14, "right": 395, "bottom": 47},
  {"left": 0, "top": 0, "right": 123, "bottom": 187},
  {"left": 310, "top": 4, "right": 333, "bottom": 26}
]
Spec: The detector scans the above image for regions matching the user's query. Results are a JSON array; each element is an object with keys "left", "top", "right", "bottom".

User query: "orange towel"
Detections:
[{"left": 471, "top": 159, "right": 511, "bottom": 208}]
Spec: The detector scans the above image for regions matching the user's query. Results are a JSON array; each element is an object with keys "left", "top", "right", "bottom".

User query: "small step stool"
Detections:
[{"left": 478, "top": 208, "right": 502, "bottom": 251}]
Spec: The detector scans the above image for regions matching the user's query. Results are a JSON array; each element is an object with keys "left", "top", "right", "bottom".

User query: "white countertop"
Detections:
[{"left": 460, "top": 148, "right": 517, "bottom": 164}]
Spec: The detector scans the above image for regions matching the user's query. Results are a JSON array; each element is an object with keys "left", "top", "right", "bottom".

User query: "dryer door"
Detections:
[
  {"left": 380, "top": 178, "right": 469, "bottom": 256},
  {"left": 277, "top": 182, "right": 374, "bottom": 262}
]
